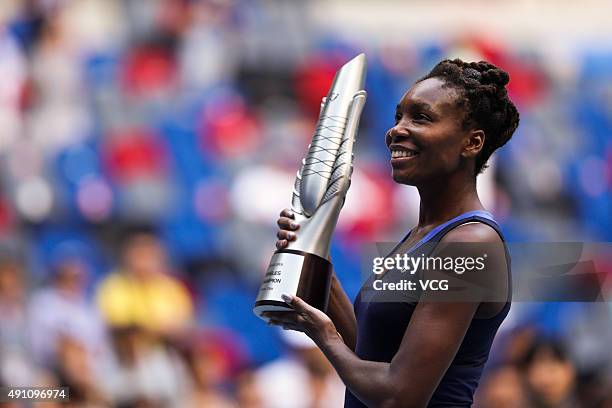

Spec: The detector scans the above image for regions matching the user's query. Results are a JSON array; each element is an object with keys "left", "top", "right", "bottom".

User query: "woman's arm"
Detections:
[
  {"left": 327, "top": 270, "right": 357, "bottom": 350},
  {"left": 267, "top": 222, "right": 505, "bottom": 408},
  {"left": 272, "top": 294, "right": 478, "bottom": 408},
  {"left": 275, "top": 208, "right": 357, "bottom": 350}
]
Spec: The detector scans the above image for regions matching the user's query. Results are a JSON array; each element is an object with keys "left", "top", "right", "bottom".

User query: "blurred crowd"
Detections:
[{"left": 0, "top": 0, "right": 611, "bottom": 407}]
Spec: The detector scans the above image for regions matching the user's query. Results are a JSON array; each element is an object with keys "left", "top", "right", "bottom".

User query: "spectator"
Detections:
[
  {"left": 53, "top": 334, "right": 111, "bottom": 407},
  {"left": 234, "top": 368, "right": 263, "bottom": 408},
  {"left": 253, "top": 330, "right": 345, "bottom": 408},
  {"left": 0, "top": 253, "right": 36, "bottom": 386},
  {"left": 475, "top": 365, "right": 528, "bottom": 408},
  {"left": 28, "top": 257, "right": 110, "bottom": 366},
  {"left": 106, "top": 326, "right": 188, "bottom": 407},
  {"left": 96, "top": 229, "right": 194, "bottom": 335},
  {"left": 181, "top": 331, "right": 238, "bottom": 408},
  {"left": 519, "top": 338, "right": 578, "bottom": 408}
]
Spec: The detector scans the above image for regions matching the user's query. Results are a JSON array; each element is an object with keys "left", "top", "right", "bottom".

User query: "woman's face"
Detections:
[{"left": 386, "top": 77, "right": 477, "bottom": 186}]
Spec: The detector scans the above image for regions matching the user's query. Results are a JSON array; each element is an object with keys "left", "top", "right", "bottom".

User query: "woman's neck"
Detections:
[{"left": 416, "top": 172, "right": 483, "bottom": 230}]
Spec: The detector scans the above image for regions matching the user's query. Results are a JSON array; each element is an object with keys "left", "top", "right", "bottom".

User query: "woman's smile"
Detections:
[
  {"left": 389, "top": 144, "right": 420, "bottom": 167},
  {"left": 390, "top": 150, "right": 418, "bottom": 160}
]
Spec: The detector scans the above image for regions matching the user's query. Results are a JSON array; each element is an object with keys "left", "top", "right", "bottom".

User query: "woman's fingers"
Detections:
[
  {"left": 276, "top": 209, "right": 299, "bottom": 249},
  {"left": 264, "top": 311, "right": 298, "bottom": 322},
  {"left": 265, "top": 310, "right": 307, "bottom": 332},
  {"left": 276, "top": 222, "right": 297, "bottom": 249},
  {"left": 277, "top": 217, "right": 300, "bottom": 231},
  {"left": 282, "top": 324, "right": 304, "bottom": 332},
  {"left": 276, "top": 230, "right": 297, "bottom": 241},
  {"left": 268, "top": 319, "right": 303, "bottom": 332},
  {"left": 280, "top": 208, "right": 295, "bottom": 219},
  {"left": 265, "top": 296, "right": 337, "bottom": 343},
  {"left": 281, "top": 294, "right": 312, "bottom": 315},
  {"left": 264, "top": 312, "right": 301, "bottom": 322}
]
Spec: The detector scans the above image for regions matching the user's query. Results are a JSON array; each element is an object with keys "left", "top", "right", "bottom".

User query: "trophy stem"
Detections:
[{"left": 253, "top": 250, "right": 333, "bottom": 319}]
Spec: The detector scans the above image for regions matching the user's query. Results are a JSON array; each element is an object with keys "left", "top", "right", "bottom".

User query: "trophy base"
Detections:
[{"left": 253, "top": 250, "right": 332, "bottom": 321}]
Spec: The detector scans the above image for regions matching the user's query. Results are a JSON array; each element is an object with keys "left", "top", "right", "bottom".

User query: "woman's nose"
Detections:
[{"left": 386, "top": 125, "right": 410, "bottom": 144}]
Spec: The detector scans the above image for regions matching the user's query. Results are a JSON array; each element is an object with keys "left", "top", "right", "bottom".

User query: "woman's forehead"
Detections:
[{"left": 399, "top": 77, "right": 460, "bottom": 111}]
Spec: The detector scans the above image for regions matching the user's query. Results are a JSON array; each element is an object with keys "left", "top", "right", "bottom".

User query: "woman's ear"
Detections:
[{"left": 462, "top": 129, "right": 485, "bottom": 159}]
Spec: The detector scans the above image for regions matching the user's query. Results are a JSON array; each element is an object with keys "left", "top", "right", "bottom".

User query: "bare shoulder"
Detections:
[
  {"left": 430, "top": 219, "right": 508, "bottom": 316},
  {"left": 434, "top": 221, "right": 505, "bottom": 265},
  {"left": 439, "top": 221, "right": 502, "bottom": 244}
]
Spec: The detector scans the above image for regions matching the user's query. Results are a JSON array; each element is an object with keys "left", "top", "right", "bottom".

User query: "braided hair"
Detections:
[{"left": 418, "top": 59, "right": 520, "bottom": 174}]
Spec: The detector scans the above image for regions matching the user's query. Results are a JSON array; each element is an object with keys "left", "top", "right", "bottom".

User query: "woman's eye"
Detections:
[
  {"left": 415, "top": 113, "right": 431, "bottom": 122},
  {"left": 394, "top": 112, "right": 402, "bottom": 123}
]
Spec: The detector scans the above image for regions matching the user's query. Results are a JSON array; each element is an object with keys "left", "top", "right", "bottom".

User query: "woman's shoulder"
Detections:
[
  {"left": 433, "top": 220, "right": 507, "bottom": 272},
  {"left": 438, "top": 220, "right": 503, "bottom": 244}
]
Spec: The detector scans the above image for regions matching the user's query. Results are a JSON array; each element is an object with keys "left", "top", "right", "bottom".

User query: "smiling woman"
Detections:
[
  {"left": 268, "top": 59, "right": 519, "bottom": 408},
  {"left": 388, "top": 60, "right": 519, "bottom": 187}
]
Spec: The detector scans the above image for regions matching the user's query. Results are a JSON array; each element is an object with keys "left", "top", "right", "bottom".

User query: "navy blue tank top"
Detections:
[{"left": 344, "top": 210, "right": 511, "bottom": 408}]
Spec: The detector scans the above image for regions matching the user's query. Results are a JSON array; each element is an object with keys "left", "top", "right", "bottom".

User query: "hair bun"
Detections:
[
  {"left": 480, "top": 68, "right": 510, "bottom": 87},
  {"left": 463, "top": 68, "right": 482, "bottom": 81},
  {"left": 417, "top": 58, "right": 519, "bottom": 175}
]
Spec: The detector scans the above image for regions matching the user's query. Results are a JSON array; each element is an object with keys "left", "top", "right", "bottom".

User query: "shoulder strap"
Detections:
[
  {"left": 425, "top": 214, "right": 512, "bottom": 304},
  {"left": 428, "top": 215, "right": 505, "bottom": 244},
  {"left": 426, "top": 214, "right": 510, "bottom": 266}
]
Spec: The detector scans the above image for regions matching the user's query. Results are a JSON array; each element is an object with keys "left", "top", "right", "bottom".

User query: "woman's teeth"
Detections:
[{"left": 391, "top": 150, "right": 417, "bottom": 159}]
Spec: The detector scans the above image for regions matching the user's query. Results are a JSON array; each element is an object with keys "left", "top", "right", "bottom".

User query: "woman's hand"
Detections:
[
  {"left": 275, "top": 208, "right": 299, "bottom": 250},
  {"left": 263, "top": 294, "right": 342, "bottom": 348},
  {"left": 273, "top": 208, "right": 357, "bottom": 349}
]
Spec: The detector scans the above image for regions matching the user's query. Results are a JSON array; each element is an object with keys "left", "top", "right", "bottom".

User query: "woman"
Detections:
[{"left": 264, "top": 59, "right": 519, "bottom": 407}]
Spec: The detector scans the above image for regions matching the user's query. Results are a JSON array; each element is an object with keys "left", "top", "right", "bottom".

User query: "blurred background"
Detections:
[{"left": 0, "top": 0, "right": 611, "bottom": 407}]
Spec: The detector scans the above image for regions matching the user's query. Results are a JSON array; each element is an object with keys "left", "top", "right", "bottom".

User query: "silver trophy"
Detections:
[{"left": 253, "top": 54, "right": 367, "bottom": 320}]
